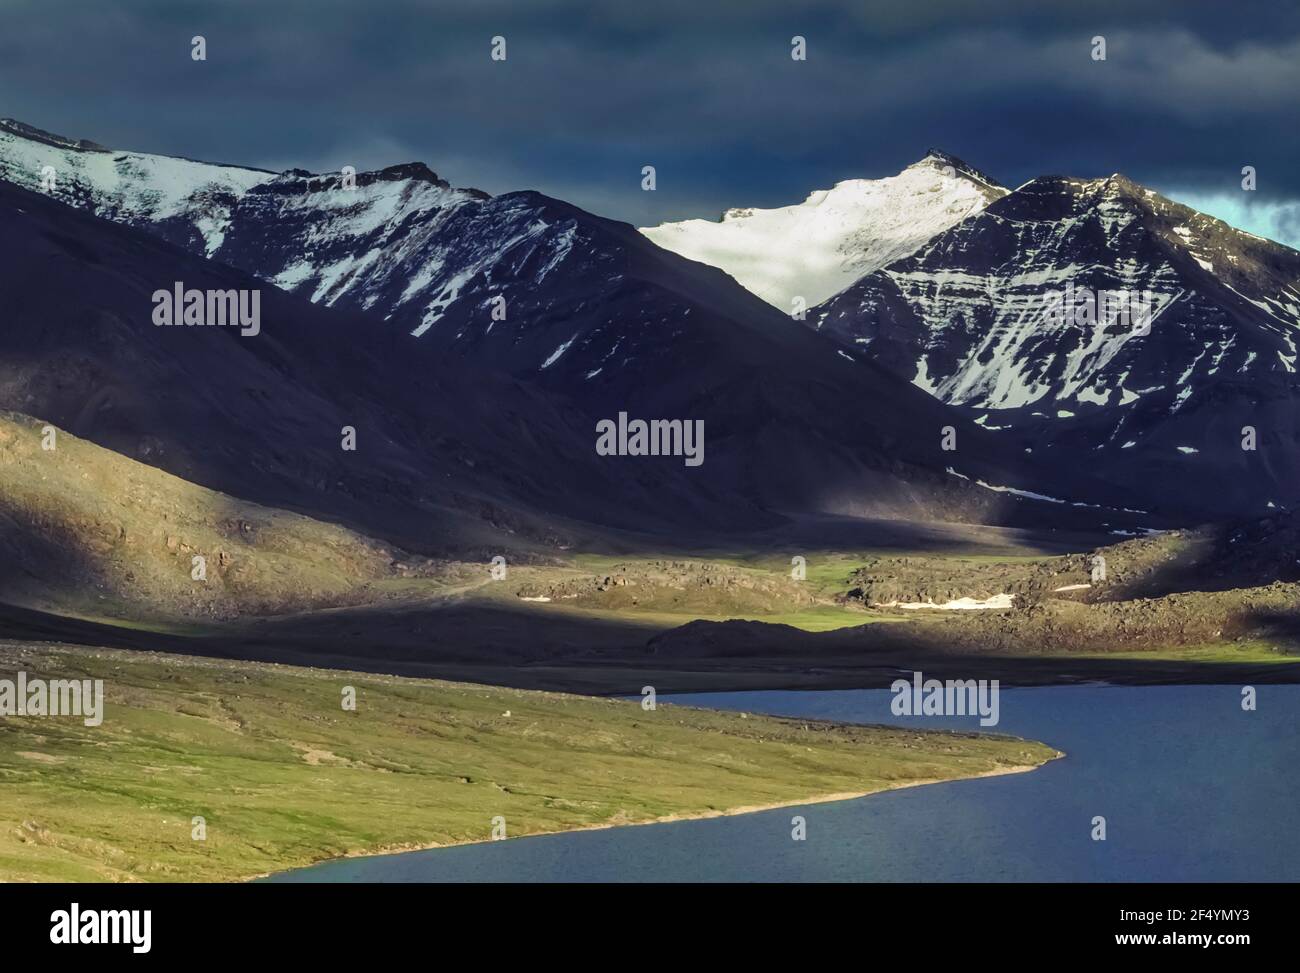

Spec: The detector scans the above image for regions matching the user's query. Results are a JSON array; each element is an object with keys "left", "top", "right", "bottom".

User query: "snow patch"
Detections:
[
  {"left": 880, "top": 594, "right": 1015, "bottom": 611},
  {"left": 541, "top": 334, "right": 578, "bottom": 369}
]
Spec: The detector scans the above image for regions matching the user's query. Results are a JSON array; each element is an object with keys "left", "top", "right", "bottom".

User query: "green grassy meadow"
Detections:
[{"left": 0, "top": 641, "right": 1056, "bottom": 882}]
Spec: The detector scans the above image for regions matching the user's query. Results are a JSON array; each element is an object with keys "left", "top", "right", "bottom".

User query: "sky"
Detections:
[{"left": 2, "top": 0, "right": 1298, "bottom": 245}]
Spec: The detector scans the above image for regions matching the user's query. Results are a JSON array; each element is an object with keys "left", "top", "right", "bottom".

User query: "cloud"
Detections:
[
  {"left": 0, "top": 0, "right": 1295, "bottom": 225},
  {"left": 1162, "top": 189, "right": 1300, "bottom": 251}
]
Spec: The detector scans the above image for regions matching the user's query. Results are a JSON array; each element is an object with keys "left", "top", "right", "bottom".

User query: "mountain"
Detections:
[
  {"left": 0, "top": 118, "right": 1136, "bottom": 527},
  {"left": 0, "top": 118, "right": 275, "bottom": 256},
  {"left": 640, "top": 151, "right": 1006, "bottom": 309},
  {"left": 0, "top": 176, "right": 769, "bottom": 560},
  {"left": 811, "top": 174, "right": 1300, "bottom": 517}
]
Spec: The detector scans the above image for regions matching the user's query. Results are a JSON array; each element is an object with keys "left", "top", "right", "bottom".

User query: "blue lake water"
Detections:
[{"left": 265, "top": 684, "right": 1299, "bottom": 882}]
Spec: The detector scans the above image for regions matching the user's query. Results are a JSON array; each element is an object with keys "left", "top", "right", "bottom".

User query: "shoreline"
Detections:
[
  {"left": 453, "top": 659, "right": 1300, "bottom": 697},
  {"left": 247, "top": 752, "right": 1063, "bottom": 883}
]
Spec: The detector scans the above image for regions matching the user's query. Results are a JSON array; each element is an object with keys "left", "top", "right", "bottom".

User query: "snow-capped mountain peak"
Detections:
[
  {"left": 0, "top": 117, "right": 275, "bottom": 256},
  {"left": 909, "top": 148, "right": 1002, "bottom": 190},
  {"left": 640, "top": 151, "right": 1007, "bottom": 309},
  {"left": 810, "top": 170, "right": 1300, "bottom": 517},
  {"left": 0, "top": 118, "right": 108, "bottom": 152},
  {"left": 0, "top": 116, "right": 543, "bottom": 340}
]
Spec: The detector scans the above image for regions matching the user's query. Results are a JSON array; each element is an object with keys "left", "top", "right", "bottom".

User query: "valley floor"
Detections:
[
  {"left": 10, "top": 411, "right": 1297, "bottom": 694},
  {"left": 4, "top": 530, "right": 1297, "bottom": 696}
]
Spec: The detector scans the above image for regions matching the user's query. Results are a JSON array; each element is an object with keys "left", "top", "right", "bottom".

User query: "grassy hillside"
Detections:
[
  {"left": 0, "top": 411, "right": 481, "bottom": 623},
  {"left": 0, "top": 641, "right": 1057, "bottom": 882},
  {"left": 2, "top": 408, "right": 1296, "bottom": 697}
]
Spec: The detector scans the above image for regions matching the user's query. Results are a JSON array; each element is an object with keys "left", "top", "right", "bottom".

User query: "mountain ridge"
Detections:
[{"left": 0, "top": 117, "right": 1204, "bottom": 523}]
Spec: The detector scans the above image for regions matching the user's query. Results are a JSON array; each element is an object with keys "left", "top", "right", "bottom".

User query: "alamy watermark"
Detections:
[
  {"left": 596, "top": 412, "right": 704, "bottom": 467},
  {"left": 0, "top": 672, "right": 104, "bottom": 726},
  {"left": 891, "top": 671, "right": 1000, "bottom": 727},
  {"left": 50, "top": 903, "right": 150, "bottom": 953},
  {"left": 1040, "top": 285, "right": 1180, "bottom": 336},
  {"left": 152, "top": 282, "right": 261, "bottom": 336}
]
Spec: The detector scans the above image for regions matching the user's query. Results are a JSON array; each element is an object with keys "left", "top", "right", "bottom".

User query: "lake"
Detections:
[{"left": 264, "top": 684, "right": 1299, "bottom": 882}]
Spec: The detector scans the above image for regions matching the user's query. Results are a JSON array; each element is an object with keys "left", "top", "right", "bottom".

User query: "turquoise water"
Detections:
[{"left": 264, "top": 684, "right": 1299, "bottom": 882}]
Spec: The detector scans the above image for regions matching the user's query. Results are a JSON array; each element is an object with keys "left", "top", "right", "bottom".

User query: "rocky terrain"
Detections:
[{"left": 514, "top": 559, "right": 825, "bottom": 615}]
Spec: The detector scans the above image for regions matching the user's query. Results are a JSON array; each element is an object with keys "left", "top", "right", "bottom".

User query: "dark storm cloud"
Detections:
[{"left": 1, "top": 0, "right": 1297, "bottom": 241}]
